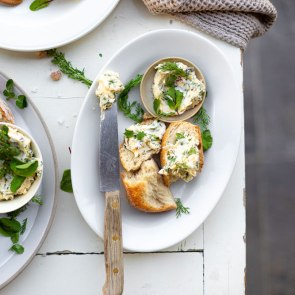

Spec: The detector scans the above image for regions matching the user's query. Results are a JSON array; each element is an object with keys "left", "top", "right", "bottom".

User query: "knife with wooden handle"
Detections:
[{"left": 99, "top": 103, "right": 124, "bottom": 295}]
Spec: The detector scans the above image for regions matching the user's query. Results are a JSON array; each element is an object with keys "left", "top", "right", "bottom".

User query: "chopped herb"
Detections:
[
  {"left": 60, "top": 169, "right": 73, "bottom": 193},
  {"left": 0, "top": 125, "right": 21, "bottom": 161},
  {"left": 99, "top": 53, "right": 103, "bottom": 58},
  {"left": 124, "top": 129, "right": 134, "bottom": 138},
  {"left": 30, "top": 0, "right": 53, "bottom": 11},
  {"left": 175, "top": 133, "right": 185, "bottom": 140},
  {"left": 117, "top": 74, "right": 144, "bottom": 123},
  {"left": 46, "top": 49, "right": 93, "bottom": 88},
  {"left": 188, "top": 147, "right": 197, "bottom": 155},
  {"left": 3, "top": 79, "right": 28, "bottom": 109},
  {"left": 202, "top": 129, "right": 213, "bottom": 151},
  {"left": 175, "top": 198, "right": 190, "bottom": 218},
  {"left": 136, "top": 131, "right": 146, "bottom": 140},
  {"left": 10, "top": 244, "right": 24, "bottom": 254}
]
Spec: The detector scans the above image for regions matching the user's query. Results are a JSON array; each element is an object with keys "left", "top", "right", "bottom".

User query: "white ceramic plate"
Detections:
[
  {"left": 72, "top": 29, "right": 242, "bottom": 252},
  {"left": 0, "top": 72, "right": 57, "bottom": 289},
  {"left": 0, "top": 0, "right": 120, "bottom": 51}
]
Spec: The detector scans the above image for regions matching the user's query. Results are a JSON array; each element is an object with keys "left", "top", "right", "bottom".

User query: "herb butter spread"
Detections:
[
  {"left": 95, "top": 71, "right": 124, "bottom": 111},
  {"left": 124, "top": 120, "right": 166, "bottom": 158},
  {"left": 0, "top": 125, "right": 42, "bottom": 201},
  {"left": 159, "top": 132, "right": 200, "bottom": 182},
  {"left": 153, "top": 62, "right": 205, "bottom": 116}
]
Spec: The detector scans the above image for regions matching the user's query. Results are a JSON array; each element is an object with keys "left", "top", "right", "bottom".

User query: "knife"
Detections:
[{"left": 99, "top": 103, "right": 124, "bottom": 295}]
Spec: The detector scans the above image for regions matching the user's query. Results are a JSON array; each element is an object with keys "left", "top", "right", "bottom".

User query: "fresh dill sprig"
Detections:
[
  {"left": 175, "top": 198, "right": 190, "bottom": 218},
  {"left": 31, "top": 195, "right": 43, "bottom": 205},
  {"left": 46, "top": 49, "right": 93, "bottom": 88},
  {"left": 192, "top": 106, "right": 210, "bottom": 131},
  {"left": 117, "top": 74, "right": 144, "bottom": 123}
]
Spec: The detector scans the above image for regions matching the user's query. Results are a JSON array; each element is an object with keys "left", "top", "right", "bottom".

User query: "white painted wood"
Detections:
[
  {"left": 0, "top": 0, "right": 245, "bottom": 293},
  {"left": 0, "top": 253, "right": 203, "bottom": 295}
]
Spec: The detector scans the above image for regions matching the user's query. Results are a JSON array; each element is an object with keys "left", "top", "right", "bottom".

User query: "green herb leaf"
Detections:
[
  {"left": 46, "top": 49, "right": 93, "bottom": 88},
  {"left": 202, "top": 129, "right": 213, "bottom": 151},
  {"left": 124, "top": 129, "right": 134, "bottom": 138},
  {"left": 117, "top": 74, "right": 144, "bottom": 123},
  {"left": 60, "top": 169, "right": 73, "bottom": 193},
  {"left": 174, "top": 89, "right": 183, "bottom": 110},
  {"left": 30, "top": 0, "right": 53, "bottom": 11},
  {"left": 20, "top": 218, "right": 28, "bottom": 235},
  {"left": 153, "top": 98, "right": 161, "bottom": 115},
  {"left": 159, "top": 62, "right": 187, "bottom": 77},
  {"left": 0, "top": 126, "right": 21, "bottom": 161},
  {"left": 175, "top": 198, "right": 190, "bottom": 218},
  {"left": 136, "top": 131, "right": 146, "bottom": 140},
  {"left": 10, "top": 233, "right": 19, "bottom": 244},
  {"left": 10, "top": 159, "right": 38, "bottom": 177},
  {"left": 16, "top": 95, "right": 28, "bottom": 109},
  {"left": 0, "top": 218, "right": 21, "bottom": 235},
  {"left": 175, "top": 133, "right": 185, "bottom": 140},
  {"left": 164, "top": 87, "right": 183, "bottom": 111},
  {"left": 10, "top": 175, "right": 26, "bottom": 193},
  {"left": 31, "top": 195, "right": 43, "bottom": 205},
  {"left": 193, "top": 107, "right": 210, "bottom": 131},
  {"left": 3, "top": 79, "right": 28, "bottom": 109},
  {"left": 188, "top": 147, "right": 197, "bottom": 155},
  {"left": 10, "top": 244, "right": 24, "bottom": 254}
]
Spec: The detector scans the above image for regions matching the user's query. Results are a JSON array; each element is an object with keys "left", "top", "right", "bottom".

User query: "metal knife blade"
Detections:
[{"left": 99, "top": 103, "right": 120, "bottom": 192}]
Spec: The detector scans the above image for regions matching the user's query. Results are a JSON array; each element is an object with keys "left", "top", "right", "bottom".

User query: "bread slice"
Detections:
[
  {"left": 160, "top": 121, "right": 204, "bottom": 186},
  {"left": 121, "top": 159, "right": 176, "bottom": 213},
  {"left": 119, "top": 119, "right": 165, "bottom": 171},
  {"left": 0, "top": 99, "right": 14, "bottom": 124}
]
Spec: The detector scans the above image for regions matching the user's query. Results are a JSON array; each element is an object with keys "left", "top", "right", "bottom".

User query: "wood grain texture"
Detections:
[{"left": 103, "top": 191, "right": 124, "bottom": 295}]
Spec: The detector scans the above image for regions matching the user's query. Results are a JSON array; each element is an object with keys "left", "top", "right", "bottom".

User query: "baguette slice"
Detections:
[
  {"left": 121, "top": 159, "right": 176, "bottom": 213},
  {"left": 119, "top": 119, "right": 165, "bottom": 171},
  {"left": 0, "top": 99, "right": 14, "bottom": 124},
  {"left": 160, "top": 121, "right": 204, "bottom": 186}
]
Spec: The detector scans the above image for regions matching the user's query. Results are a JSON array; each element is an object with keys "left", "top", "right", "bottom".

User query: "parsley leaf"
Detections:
[
  {"left": 3, "top": 79, "right": 28, "bottom": 109},
  {"left": 117, "top": 74, "right": 144, "bottom": 123},
  {"left": 124, "top": 129, "right": 134, "bottom": 138},
  {"left": 60, "top": 169, "right": 73, "bottom": 193},
  {"left": 136, "top": 131, "right": 146, "bottom": 140}
]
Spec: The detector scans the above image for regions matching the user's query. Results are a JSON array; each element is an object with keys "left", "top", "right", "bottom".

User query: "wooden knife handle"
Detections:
[{"left": 103, "top": 190, "right": 124, "bottom": 295}]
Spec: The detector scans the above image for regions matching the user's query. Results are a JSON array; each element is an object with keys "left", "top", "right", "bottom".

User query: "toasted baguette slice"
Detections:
[
  {"left": 0, "top": 99, "right": 14, "bottom": 124},
  {"left": 160, "top": 121, "right": 204, "bottom": 186},
  {"left": 119, "top": 119, "right": 165, "bottom": 171},
  {"left": 121, "top": 159, "right": 176, "bottom": 213}
]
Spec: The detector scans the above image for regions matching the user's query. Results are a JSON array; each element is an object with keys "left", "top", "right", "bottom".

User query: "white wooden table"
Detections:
[{"left": 0, "top": 0, "right": 245, "bottom": 294}]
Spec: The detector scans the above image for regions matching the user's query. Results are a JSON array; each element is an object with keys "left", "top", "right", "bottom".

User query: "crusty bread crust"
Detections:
[
  {"left": 160, "top": 121, "right": 204, "bottom": 186},
  {"left": 121, "top": 159, "right": 176, "bottom": 213}
]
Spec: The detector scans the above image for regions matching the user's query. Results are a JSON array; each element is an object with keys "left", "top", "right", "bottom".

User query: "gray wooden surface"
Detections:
[{"left": 244, "top": 1, "right": 295, "bottom": 294}]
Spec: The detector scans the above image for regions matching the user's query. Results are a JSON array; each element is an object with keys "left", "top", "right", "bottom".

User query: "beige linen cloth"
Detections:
[{"left": 142, "top": 0, "right": 277, "bottom": 50}]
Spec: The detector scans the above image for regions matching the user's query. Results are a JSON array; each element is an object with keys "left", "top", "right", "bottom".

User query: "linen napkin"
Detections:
[{"left": 142, "top": 0, "right": 277, "bottom": 50}]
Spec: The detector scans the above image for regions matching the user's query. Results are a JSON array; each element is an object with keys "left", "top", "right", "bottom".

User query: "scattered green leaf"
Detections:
[
  {"left": 202, "top": 129, "right": 213, "bottom": 151},
  {"left": 3, "top": 79, "right": 28, "bottom": 109},
  {"left": 0, "top": 218, "right": 21, "bottom": 235},
  {"left": 193, "top": 106, "right": 210, "bottom": 131},
  {"left": 46, "top": 49, "right": 93, "bottom": 88},
  {"left": 10, "top": 233, "right": 19, "bottom": 244},
  {"left": 31, "top": 195, "right": 43, "bottom": 205},
  {"left": 10, "top": 175, "right": 26, "bottom": 193},
  {"left": 30, "top": 0, "right": 53, "bottom": 11},
  {"left": 10, "top": 244, "right": 24, "bottom": 254},
  {"left": 136, "top": 131, "right": 146, "bottom": 140},
  {"left": 124, "top": 129, "right": 134, "bottom": 138},
  {"left": 60, "top": 169, "right": 73, "bottom": 193},
  {"left": 175, "top": 198, "right": 190, "bottom": 218},
  {"left": 117, "top": 74, "right": 144, "bottom": 123},
  {"left": 20, "top": 218, "right": 28, "bottom": 235},
  {"left": 16, "top": 95, "right": 28, "bottom": 109}
]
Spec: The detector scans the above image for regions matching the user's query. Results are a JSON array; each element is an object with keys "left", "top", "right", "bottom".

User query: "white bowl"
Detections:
[{"left": 0, "top": 123, "right": 43, "bottom": 214}]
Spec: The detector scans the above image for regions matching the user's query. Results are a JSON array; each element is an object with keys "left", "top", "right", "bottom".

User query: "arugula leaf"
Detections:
[
  {"left": 117, "top": 74, "right": 144, "bottom": 123},
  {"left": 175, "top": 198, "right": 190, "bottom": 218},
  {"left": 10, "top": 244, "right": 24, "bottom": 254},
  {"left": 10, "top": 175, "right": 26, "bottom": 193},
  {"left": 46, "top": 49, "right": 93, "bottom": 88},
  {"left": 3, "top": 79, "right": 28, "bottom": 109},
  {"left": 202, "top": 130, "right": 213, "bottom": 151},
  {"left": 60, "top": 169, "right": 73, "bottom": 193},
  {"left": 136, "top": 131, "right": 146, "bottom": 140},
  {"left": 124, "top": 129, "right": 134, "bottom": 138},
  {"left": 10, "top": 159, "right": 38, "bottom": 177},
  {"left": 30, "top": 0, "right": 53, "bottom": 11}
]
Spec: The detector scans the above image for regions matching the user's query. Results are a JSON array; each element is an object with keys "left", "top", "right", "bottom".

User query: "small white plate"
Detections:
[
  {"left": 0, "top": 0, "right": 120, "bottom": 51},
  {"left": 0, "top": 72, "right": 57, "bottom": 289},
  {"left": 71, "top": 29, "right": 242, "bottom": 252}
]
